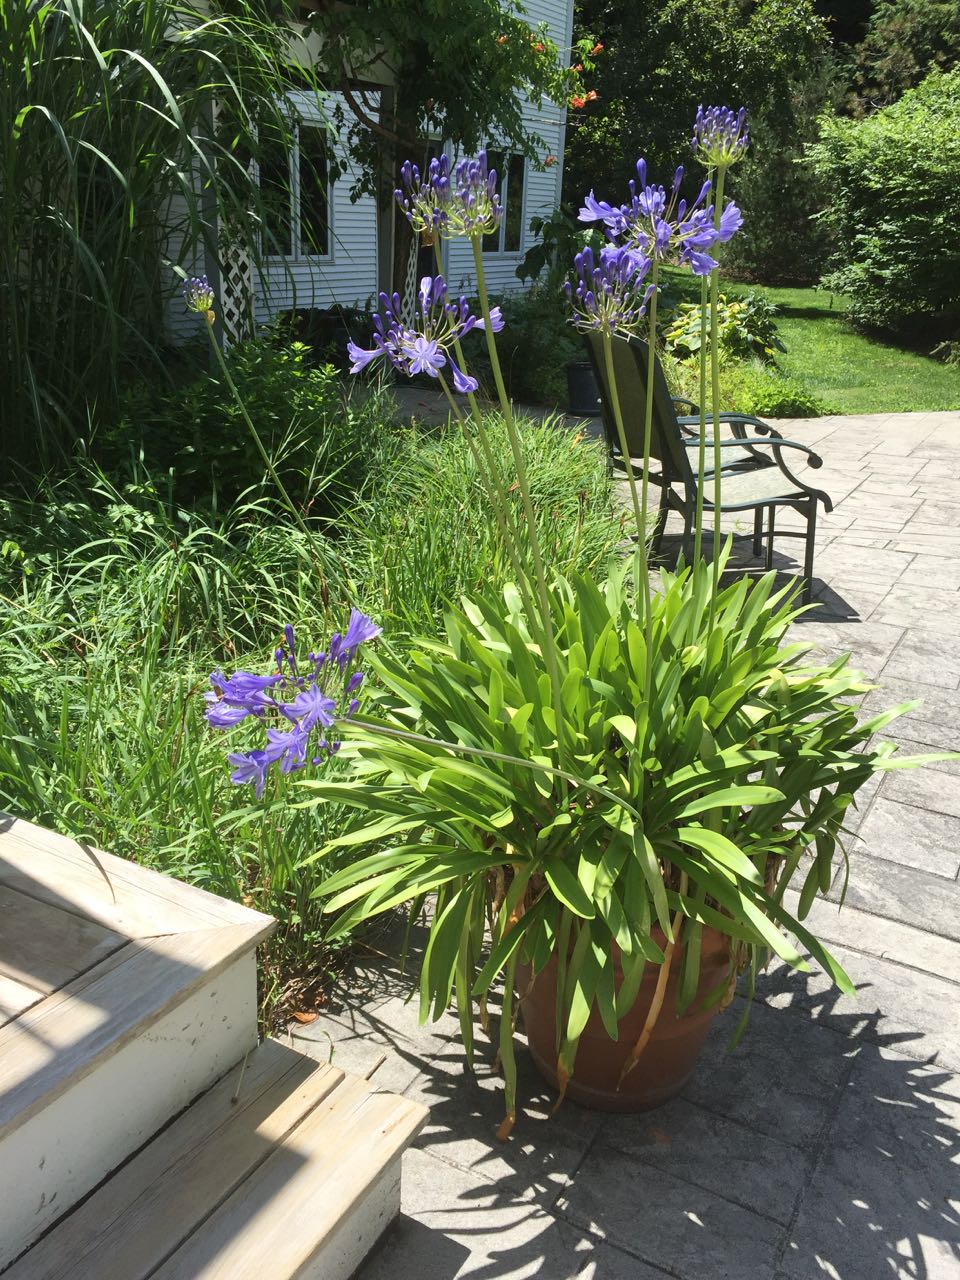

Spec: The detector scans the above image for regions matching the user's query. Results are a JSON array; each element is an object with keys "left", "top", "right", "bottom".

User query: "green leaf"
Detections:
[
  {"left": 544, "top": 858, "right": 596, "bottom": 918},
  {"left": 677, "top": 785, "right": 785, "bottom": 818},
  {"left": 678, "top": 826, "right": 763, "bottom": 884}
]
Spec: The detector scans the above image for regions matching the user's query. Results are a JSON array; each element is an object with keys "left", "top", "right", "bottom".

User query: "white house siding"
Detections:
[
  {"left": 162, "top": 0, "right": 572, "bottom": 337},
  {"left": 443, "top": 0, "right": 573, "bottom": 298},
  {"left": 255, "top": 92, "right": 380, "bottom": 322}
]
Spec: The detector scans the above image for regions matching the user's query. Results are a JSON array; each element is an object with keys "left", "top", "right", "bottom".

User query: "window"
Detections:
[
  {"left": 298, "top": 125, "right": 330, "bottom": 257},
  {"left": 258, "top": 123, "right": 331, "bottom": 259},
  {"left": 481, "top": 149, "right": 526, "bottom": 254}
]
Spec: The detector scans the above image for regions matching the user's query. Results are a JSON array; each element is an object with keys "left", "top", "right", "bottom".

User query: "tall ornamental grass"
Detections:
[
  {"left": 0, "top": 0, "right": 322, "bottom": 466},
  {"left": 0, "top": 406, "right": 625, "bottom": 1011}
]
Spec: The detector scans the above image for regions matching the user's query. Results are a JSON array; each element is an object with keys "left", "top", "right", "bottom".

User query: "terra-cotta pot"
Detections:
[{"left": 518, "top": 927, "right": 731, "bottom": 1111}]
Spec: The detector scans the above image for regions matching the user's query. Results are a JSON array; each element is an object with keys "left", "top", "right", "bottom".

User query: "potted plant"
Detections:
[{"left": 199, "top": 126, "right": 939, "bottom": 1138}]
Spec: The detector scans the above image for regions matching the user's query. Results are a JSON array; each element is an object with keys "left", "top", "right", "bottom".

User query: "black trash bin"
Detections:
[{"left": 566, "top": 360, "right": 601, "bottom": 416}]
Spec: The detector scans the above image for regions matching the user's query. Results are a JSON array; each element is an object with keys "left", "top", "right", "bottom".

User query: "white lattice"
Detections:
[
  {"left": 400, "top": 234, "right": 420, "bottom": 327},
  {"left": 219, "top": 234, "right": 255, "bottom": 346}
]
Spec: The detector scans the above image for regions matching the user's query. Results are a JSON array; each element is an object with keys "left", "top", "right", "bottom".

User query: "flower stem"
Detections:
[
  {"left": 694, "top": 275, "right": 709, "bottom": 562},
  {"left": 431, "top": 237, "right": 532, "bottom": 602},
  {"left": 710, "top": 167, "right": 727, "bottom": 604},
  {"left": 602, "top": 331, "right": 643, "bottom": 537},
  {"left": 436, "top": 370, "right": 538, "bottom": 620},
  {"left": 470, "top": 234, "right": 569, "bottom": 768},
  {"left": 639, "top": 260, "right": 661, "bottom": 614},
  {"left": 638, "top": 261, "right": 661, "bottom": 742},
  {"left": 203, "top": 320, "right": 327, "bottom": 596}
]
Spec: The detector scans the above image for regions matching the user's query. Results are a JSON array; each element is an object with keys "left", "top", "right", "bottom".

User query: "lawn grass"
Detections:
[
  {"left": 664, "top": 273, "right": 960, "bottom": 414},
  {"left": 754, "top": 285, "right": 960, "bottom": 414}
]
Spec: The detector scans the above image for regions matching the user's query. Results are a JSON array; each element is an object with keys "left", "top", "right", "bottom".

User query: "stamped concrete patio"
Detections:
[{"left": 293, "top": 410, "right": 960, "bottom": 1280}]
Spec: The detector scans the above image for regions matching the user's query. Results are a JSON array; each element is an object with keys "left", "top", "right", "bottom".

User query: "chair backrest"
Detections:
[{"left": 583, "top": 331, "right": 692, "bottom": 485}]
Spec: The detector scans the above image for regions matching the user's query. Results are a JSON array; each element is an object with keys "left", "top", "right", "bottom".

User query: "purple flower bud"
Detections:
[{"left": 692, "top": 104, "right": 750, "bottom": 168}]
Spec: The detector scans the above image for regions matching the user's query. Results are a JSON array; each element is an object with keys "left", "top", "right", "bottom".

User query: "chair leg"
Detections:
[
  {"left": 651, "top": 484, "right": 669, "bottom": 557},
  {"left": 802, "top": 500, "right": 818, "bottom": 603},
  {"left": 752, "top": 507, "right": 763, "bottom": 557},
  {"left": 765, "top": 506, "right": 776, "bottom": 571},
  {"left": 681, "top": 505, "right": 694, "bottom": 563}
]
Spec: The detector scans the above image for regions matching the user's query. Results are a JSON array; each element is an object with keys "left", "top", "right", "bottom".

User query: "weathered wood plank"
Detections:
[
  {"left": 0, "top": 951, "right": 259, "bottom": 1270},
  {"left": 0, "top": 885, "right": 127, "bottom": 995},
  {"left": 0, "top": 813, "right": 274, "bottom": 937},
  {"left": 6, "top": 1040, "right": 345, "bottom": 1280},
  {"left": 0, "top": 921, "right": 270, "bottom": 1137},
  {"left": 0, "top": 973, "right": 44, "bottom": 1026},
  {"left": 154, "top": 1081, "right": 428, "bottom": 1278}
]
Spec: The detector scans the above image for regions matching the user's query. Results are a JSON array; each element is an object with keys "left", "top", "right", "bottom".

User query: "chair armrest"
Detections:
[
  {"left": 721, "top": 413, "right": 785, "bottom": 441},
  {"left": 672, "top": 396, "right": 700, "bottom": 413},
  {"left": 680, "top": 436, "right": 832, "bottom": 510},
  {"left": 676, "top": 412, "right": 784, "bottom": 440},
  {"left": 681, "top": 437, "right": 823, "bottom": 464}
]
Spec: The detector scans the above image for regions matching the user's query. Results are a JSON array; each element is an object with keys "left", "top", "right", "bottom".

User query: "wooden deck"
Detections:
[{"left": 0, "top": 812, "right": 427, "bottom": 1277}]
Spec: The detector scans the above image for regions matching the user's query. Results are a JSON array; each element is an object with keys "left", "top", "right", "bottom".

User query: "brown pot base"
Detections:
[{"left": 518, "top": 928, "right": 731, "bottom": 1113}]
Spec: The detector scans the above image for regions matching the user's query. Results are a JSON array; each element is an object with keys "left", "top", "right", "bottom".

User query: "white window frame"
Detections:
[
  {"left": 258, "top": 120, "right": 334, "bottom": 263},
  {"left": 482, "top": 150, "right": 527, "bottom": 256}
]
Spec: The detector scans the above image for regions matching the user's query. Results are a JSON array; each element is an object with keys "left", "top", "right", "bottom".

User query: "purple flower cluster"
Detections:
[
  {"left": 565, "top": 244, "right": 652, "bottom": 337},
  {"left": 395, "top": 151, "right": 503, "bottom": 240},
  {"left": 206, "top": 613, "right": 381, "bottom": 798},
  {"left": 578, "top": 158, "right": 740, "bottom": 278},
  {"left": 183, "top": 275, "right": 215, "bottom": 315},
  {"left": 692, "top": 105, "right": 750, "bottom": 169},
  {"left": 347, "top": 275, "right": 502, "bottom": 394}
]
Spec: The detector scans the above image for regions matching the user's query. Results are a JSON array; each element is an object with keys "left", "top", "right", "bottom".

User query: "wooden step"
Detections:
[
  {"left": 5, "top": 1039, "right": 429, "bottom": 1280},
  {"left": 0, "top": 812, "right": 275, "bottom": 1268}
]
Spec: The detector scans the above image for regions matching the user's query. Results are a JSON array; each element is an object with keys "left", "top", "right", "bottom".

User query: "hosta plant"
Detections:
[{"left": 663, "top": 292, "right": 786, "bottom": 363}]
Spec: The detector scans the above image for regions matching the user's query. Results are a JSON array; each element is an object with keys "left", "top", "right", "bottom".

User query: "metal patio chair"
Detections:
[{"left": 583, "top": 332, "right": 833, "bottom": 602}]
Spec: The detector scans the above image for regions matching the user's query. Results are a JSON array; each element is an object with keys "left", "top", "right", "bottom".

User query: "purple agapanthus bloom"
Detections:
[
  {"left": 206, "top": 614, "right": 379, "bottom": 796},
  {"left": 692, "top": 105, "right": 750, "bottom": 169},
  {"left": 347, "top": 276, "right": 501, "bottom": 394},
  {"left": 565, "top": 244, "right": 652, "bottom": 338},
  {"left": 578, "top": 158, "right": 742, "bottom": 277},
  {"left": 396, "top": 151, "right": 503, "bottom": 240},
  {"left": 183, "top": 275, "right": 215, "bottom": 315}
]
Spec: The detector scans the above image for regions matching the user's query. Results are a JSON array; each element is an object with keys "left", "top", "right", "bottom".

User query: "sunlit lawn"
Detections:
[
  {"left": 755, "top": 285, "right": 960, "bottom": 414},
  {"left": 665, "top": 272, "right": 960, "bottom": 414}
]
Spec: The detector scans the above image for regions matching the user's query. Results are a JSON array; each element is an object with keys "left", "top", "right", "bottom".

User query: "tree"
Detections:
[
  {"left": 562, "top": 0, "right": 834, "bottom": 282},
  {"left": 564, "top": 0, "right": 829, "bottom": 196},
  {"left": 298, "top": 0, "right": 584, "bottom": 193},
  {"left": 808, "top": 66, "right": 960, "bottom": 334},
  {"left": 848, "top": 0, "right": 960, "bottom": 115}
]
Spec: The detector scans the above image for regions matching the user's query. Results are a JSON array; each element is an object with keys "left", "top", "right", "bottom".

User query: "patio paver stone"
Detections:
[{"left": 302, "top": 409, "right": 960, "bottom": 1280}]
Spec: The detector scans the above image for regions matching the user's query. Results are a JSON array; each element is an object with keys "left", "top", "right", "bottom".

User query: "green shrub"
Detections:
[
  {"left": 97, "top": 336, "right": 396, "bottom": 513},
  {"left": 0, "top": 0, "right": 323, "bottom": 468},
  {"left": 808, "top": 67, "right": 960, "bottom": 334},
  {"left": 0, "top": 408, "right": 624, "bottom": 1006},
  {"left": 662, "top": 292, "right": 786, "bottom": 363},
  {"left": 463, "top": 286, "right": 581, "bottom": 406},
  {"left": 664, "top": 355, "right": 830, "bottom": 418}
]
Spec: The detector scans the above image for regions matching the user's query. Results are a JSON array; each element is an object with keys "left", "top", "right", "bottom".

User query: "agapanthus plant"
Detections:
[
  {"left": 182, "top": 274, "right": 215, "bottom": 319},
  {"left": 565, "top": 243, "right": 653, "bottom": 532},
  {"left": 578, "top": 160, "right": 741, "bottom": 277},
  {"left": 565, "top": 244, "right": 652, "bottom": 338},
  {"left": 198, "top": 125, "right": 939, "bottom": 1145},
  {"left": 693, "top": 104, "right": 750, "bottom": 170},
  {"left": 206, "top": 614, "right": 380, "bottom": 798},
  {"left": 347, "top": 276, "right": 502, "bottom": 395},
  {"left": 395, "top": 151, "right": 504, "bottom": 241}
]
